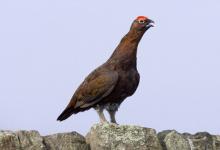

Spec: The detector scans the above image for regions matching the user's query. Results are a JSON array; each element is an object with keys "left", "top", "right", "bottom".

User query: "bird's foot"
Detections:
[
  {"left": 100, "top": 120, "right": 109, "bottom": 124},
  {"left": 110, "top": 119, "right": 118, "bottom": 125}
]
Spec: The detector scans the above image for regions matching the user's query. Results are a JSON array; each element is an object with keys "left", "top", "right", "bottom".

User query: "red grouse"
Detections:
[{"left": 57, "top": 16, "right": 154, "bottom": 123}]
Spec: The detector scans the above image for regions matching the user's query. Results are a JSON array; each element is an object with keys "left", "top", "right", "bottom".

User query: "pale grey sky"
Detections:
[{"left": 0, "top": 0, "right": 219, "bottom": 135}]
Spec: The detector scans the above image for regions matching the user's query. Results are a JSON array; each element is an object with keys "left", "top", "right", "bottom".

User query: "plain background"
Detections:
[{"left": 0, "top": 0, "right": 219, "bottom": 135}]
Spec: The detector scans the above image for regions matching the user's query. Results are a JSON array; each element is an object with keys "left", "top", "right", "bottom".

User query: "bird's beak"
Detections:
[{"left": 146, "top": 19, "right": 155, "bottom": 28}]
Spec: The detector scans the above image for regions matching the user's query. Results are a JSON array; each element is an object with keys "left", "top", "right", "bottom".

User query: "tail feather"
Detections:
[
  {"left": 57, "top": 107, "right": 77, "bottom": 121},
  {"left": 57, "top": 104, "right": 91, "bottom": 121}
]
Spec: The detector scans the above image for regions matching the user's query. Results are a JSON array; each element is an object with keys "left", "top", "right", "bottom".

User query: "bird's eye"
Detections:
[{"left": 138, "top": 20, "right": 145, "bottom": 24}]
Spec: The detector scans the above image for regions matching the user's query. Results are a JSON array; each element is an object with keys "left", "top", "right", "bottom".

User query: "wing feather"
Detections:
[
  {"left": 74, "top": 70, "right": 118, "bottom": 108},
  {"left": 57, "top": 69, "right": 118, "bottom": 121}
]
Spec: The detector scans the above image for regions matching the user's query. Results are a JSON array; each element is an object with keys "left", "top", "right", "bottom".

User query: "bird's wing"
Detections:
[
  {"left": 57, "top": 69, "right": 118, "bottom": 121},
  {"left": 73, "top": 70, "right": 118, "bottom": 109},
  {"left": 67, "top": 71, "right": 118, "bottom": 109}
]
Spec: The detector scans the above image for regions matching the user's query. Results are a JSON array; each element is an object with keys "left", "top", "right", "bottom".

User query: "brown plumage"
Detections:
[{"left": 57, "top": 16, "right": 154, "bottom": 123}]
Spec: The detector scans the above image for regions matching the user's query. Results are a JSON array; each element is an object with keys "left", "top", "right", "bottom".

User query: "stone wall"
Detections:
[{"left": 0, "top": 123, "right": 219, "bottom": 150}]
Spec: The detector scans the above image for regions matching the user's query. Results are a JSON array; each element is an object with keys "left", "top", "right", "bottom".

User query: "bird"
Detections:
[{"left": 57, "top": 16, "right": 154, "bottom": 124}]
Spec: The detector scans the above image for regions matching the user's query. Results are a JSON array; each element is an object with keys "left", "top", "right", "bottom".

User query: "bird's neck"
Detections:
[{"left": 108, "top": 29, "right": 145, "bottom": 68}]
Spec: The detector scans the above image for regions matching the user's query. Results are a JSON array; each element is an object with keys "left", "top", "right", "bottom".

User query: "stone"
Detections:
[
  {"left": 43, "top": 131, "right": 90, "bottom": 150},
  {"left": 86, "top": 123, "right": 162, "bottom": 150},
  {"left": 183, "top": 132, "right": 220, "bottom": 150},
  {"left": 158, "top": 130, "right": 191, "bottom": 150},
  {"left": 0, "top": 130, "right": 21, "bottom": 150},
  {"left": 213, "top": 135, "right": 220, "bottom": 150},
  {"left": 1, "top": 126, "right": 220, "bottom": 150},
  {"left": 15, "top": 130, "right": 46, "bottom": 150}
]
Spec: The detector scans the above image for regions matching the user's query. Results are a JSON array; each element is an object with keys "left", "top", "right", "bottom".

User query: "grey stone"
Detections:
[
  {"left": 15, "top": 130, "right": 46, "bottom": 150},
  {"left": 0, "top": 130, "right": 89, "bottom": 150},
  {"left": 43, "top": 131, "right": 90, "bottom": 150},
  {"left": 0, "top": 130, "right": 21, "bottom": 150},
  {"left": 158, "top": 130, "right": 190, "bottom": 150},
  {"left": 86, "top": 123, "right": 162, "bottom": 150},
  {"left": 1, "top": 126, "right": 220, "bottom": 150},
  {"left": 183, "top": 132, "right": 220, "bottom": 150},
  {"left": 213, "top": 135, "right": 220, "bottom": 150}
]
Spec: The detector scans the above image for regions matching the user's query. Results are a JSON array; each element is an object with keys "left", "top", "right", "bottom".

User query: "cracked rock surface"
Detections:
[
  {"left": 1, "top": 124, "right": 220, "bottom": 150},
  {"left": 86, "top": 123, "right": 162, "bottom": 150}
]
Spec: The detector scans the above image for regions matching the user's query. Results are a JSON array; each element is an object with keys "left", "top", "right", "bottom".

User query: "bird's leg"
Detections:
[
  {"left": 94, "top": 105, "right": 108, "bottom": 123},
  {"left": 108, "top": 110, "right": 117, "bottom": 124},
  {"left": 105, "top": 103, "right": 120, "bottom": 124}
]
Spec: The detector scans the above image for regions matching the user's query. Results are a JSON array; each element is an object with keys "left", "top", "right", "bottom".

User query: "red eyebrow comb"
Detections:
[{"left": 136, "top": 16, "right": 148, "bottom": 20}]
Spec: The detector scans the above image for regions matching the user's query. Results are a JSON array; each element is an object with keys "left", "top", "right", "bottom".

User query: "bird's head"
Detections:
[{"left": 130, "top": 16, "right": 155, "bottom": 31}]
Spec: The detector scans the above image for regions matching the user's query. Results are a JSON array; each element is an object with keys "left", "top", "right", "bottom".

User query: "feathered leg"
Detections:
[
  {"left": 94, "top": 105, "right": 107, "bottom": 123},
  {"left": 108, "top": 110, "right": 117, "bottom": 123},
  {"left": 105, "top": 103, "right": 119, "bottom": 124}
]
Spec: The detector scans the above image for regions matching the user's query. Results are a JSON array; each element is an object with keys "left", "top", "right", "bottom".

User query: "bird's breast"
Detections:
[
  {"left": 118, "top": 69, "right": 140, "bottom": 96},
  {"left": 103, "top": 68, "right": 140, "bottom": 104}
]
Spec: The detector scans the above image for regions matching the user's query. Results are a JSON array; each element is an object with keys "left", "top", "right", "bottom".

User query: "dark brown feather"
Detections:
[{"left": 57, "top": 69, "right": 118, "bottom": 121}]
